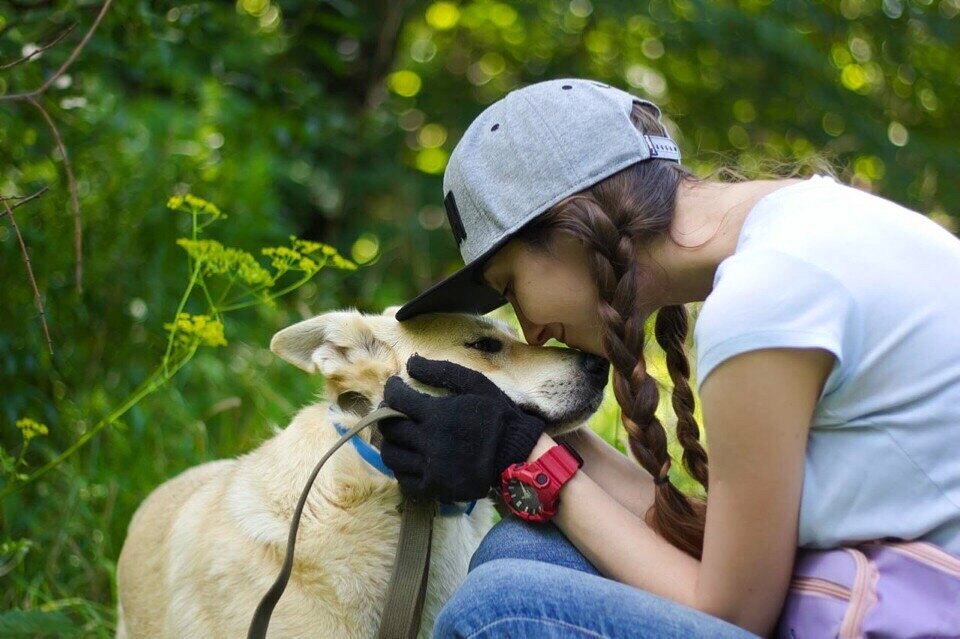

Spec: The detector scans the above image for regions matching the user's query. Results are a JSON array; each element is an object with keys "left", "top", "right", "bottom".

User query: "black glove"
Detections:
[{"left": 378, "top": 354, "right": 546, "bottom": 502}]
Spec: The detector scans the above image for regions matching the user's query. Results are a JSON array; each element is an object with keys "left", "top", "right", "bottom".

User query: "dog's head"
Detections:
[{"left": 270, "top": 306, "right": 609, "bottom": 441}]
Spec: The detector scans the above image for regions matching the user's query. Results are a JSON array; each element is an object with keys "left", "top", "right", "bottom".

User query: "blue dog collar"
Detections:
[
  {"left": 330, "top": 418, "right": 395, "bottom": 477},
  {"left": 328, "top": 406, "right": 476, "bottom": 517}
]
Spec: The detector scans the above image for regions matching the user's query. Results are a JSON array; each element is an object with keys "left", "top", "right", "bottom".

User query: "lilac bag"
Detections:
[{"left": 774, "top": 537, "right": 960, "bottom": 638}]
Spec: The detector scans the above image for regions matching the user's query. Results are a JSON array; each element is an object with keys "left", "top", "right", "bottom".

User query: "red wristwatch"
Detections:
[{"left": 499, "top": 440, "right": 584, "bottom": 523}]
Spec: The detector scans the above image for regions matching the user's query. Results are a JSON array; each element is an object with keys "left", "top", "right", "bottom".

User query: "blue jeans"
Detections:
[{"left": 432, "top": 516, "right": 763, "bottom": 638}]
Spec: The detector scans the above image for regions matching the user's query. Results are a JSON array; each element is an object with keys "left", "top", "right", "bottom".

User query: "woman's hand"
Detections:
[{"left": 378, "top": 353, "right": 546, "bottom": 502}]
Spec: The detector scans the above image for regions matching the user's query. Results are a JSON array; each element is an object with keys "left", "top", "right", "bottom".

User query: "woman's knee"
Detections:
[
  {"left": 469, "top": 515, "right": 600, "bottom": 575},
  {"left": 435, "top": 559, "right": 612, "bottom": 638},
  {"left": 433, "top": 558, "right": 524, "bottom": 638}
]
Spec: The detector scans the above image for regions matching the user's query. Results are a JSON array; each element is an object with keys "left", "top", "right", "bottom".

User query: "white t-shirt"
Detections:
[{"left": 693, "top": 173, "right": 960, "bottom": 555}]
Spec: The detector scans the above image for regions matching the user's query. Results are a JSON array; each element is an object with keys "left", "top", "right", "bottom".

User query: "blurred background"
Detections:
[{"left": 1, "top": 0, "right": 957, "bottom": 634}]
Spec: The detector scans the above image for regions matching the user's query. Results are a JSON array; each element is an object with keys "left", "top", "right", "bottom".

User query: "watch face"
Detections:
[{"left": 506, "top": 478, "right": 541, "bottom": 515}]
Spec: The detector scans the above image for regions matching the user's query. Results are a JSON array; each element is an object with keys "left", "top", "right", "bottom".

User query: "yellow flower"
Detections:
[
  {"left": 166, "top": 193, "right": 226, "bottom": 219},
  {"left": 291, "top": 237, "right": 324, "bottom": 254},
  {"left": 184, "top": 194, "right": 223, "bottom": 218},
  {"left": 331, "top": 254, "right": 358, "bottom": 271},
  {"left": 298, "top": 257, "right": 319, "bottom": 272},
  {"left": 16, "top": 418, "right": 49, "bottom": 441},
  {"left": 261, "top": 246, "right": 301, "bottom": 272},
  {"left": 176, "top": 239, "right": 272, "bottom": 286},
  {"left": 264, "top": 237, "right": 357, "bottom": 273},
  {"left": 164, "top": 313, "right": 227, "bottom": 348}
]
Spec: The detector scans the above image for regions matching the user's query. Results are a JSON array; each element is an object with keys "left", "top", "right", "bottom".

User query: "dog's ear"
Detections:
[
  {"left": 270, "top": 310, "right": 395, "bottom": 378},
  {"left": 336, "top": 390, "right": 373, "bottom": 417}
]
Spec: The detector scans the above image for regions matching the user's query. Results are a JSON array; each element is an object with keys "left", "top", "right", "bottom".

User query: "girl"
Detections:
[{"left": 377, "top": 78, "right": 960, "bottom": 638}]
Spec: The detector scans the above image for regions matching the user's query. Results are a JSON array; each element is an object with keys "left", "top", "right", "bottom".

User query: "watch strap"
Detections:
[
  {"left": 537, "top": 442, "right": 582, "bottom": 484},
  {"left": 559, "top": 440, "right": 584, "bottom": 467}
]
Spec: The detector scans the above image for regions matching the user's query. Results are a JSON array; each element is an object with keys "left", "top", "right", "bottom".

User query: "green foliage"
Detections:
[
  {"left": 1, "top": 0, "right": 955, "bottom": 634},
  {"left": 1, "top": 187, "right": 354, "bottom": 631},
  {"left": 2, "top": 190, "right": 354, "bottom": 499},
  {"left": 0, "top": 609, "right": 80, "bottom": 637}
]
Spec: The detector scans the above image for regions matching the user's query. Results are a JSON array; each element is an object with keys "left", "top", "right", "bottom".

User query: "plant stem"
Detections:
[
  {"left": 0, "top": 347, "right": 197, "bottom": 501},
  {"left": 161, "top": 263, "right": 201, "bottom": 374},
  {"left": 217, "top": 273, "right": 314, "bottom": 311}
]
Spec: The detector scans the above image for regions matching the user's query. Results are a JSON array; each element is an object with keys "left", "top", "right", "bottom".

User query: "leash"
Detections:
[
  {"left": 247, "top": 405, "right": 469, "bottom": 639},
  {"left": 376, "top": 495, "right": 437, "bottom": 639}
]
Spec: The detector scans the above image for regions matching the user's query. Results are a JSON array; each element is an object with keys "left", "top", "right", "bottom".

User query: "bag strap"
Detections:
[{"left": 248, "top": 405, "right": 429, "bottom": 639}]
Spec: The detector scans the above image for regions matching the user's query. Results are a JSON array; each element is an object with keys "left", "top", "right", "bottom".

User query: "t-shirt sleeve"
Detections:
[{"left": 693, "top": 249, "right": 861, "bottom": 395}]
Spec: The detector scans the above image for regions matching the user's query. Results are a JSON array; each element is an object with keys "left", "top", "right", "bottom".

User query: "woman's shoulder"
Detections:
[
  {"left": 704, "top": 247, "right": 857, "bottom": 316},
  {"left": 742, "top": 175, "right": 953, "bottom": 259},
  {"left": 720, "top": 175, "right": 960, "bottom": 311},
  {"left": 693, "top": 248, "right": 859, "bottom": 397}
]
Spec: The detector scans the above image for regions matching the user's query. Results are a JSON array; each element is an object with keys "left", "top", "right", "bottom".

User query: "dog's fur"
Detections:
[{"left": 116, "top": 306, "right": 608, "bottom": 638}]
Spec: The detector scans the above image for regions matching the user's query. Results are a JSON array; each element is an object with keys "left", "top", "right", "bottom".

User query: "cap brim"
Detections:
[{"left": 395, "top": 236, "right": 510, "bottom": 322}]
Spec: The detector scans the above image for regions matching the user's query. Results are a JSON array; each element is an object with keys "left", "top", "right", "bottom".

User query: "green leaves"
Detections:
[{"left": 0, "top": 609, "right": 78, "bottom": 638}]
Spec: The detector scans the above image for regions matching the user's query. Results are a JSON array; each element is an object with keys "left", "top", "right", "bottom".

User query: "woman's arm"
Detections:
[
  {"left": 526, "top": 346, "right": 835, "bottom": 638},
  {"left": 553, "top": 425, "right": 657, "bottom": 526}
]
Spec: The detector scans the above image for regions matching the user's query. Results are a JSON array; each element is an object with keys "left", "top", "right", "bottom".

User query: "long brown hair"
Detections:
[{"left": 513, "top": 101, "right": 841, "bottom": 559}]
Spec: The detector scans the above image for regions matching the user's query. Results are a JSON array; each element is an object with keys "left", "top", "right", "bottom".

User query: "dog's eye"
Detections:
[{"left": 466, "top": 337, "right": 503, "bottom": 353}]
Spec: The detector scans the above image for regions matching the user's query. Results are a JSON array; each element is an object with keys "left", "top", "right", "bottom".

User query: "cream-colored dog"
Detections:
[{"left": 116, "top": 305, "right": 609, "bottom": 638}]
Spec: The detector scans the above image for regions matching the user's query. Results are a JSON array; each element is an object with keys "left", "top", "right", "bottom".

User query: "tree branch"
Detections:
[
  {"left": 0, "top": 0, "right": 113, "bottom": 101},
  {"left": 1, "top": 0, "right": 113, "bottom": 304},
  {"left": 0, "top": 23, "right": 78, "bottom": 71},
  {"left": 1, "top": 194, "right": 54, "bottom": 355},
  {"left": 0, "top": 186, "right": 50, "bottom": 214},
  {"left": 28, "top": 96, "right": 83, "bottom": 293}
]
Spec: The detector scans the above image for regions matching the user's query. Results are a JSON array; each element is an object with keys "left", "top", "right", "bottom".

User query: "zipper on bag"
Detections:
[
  {"left": 838, "top": 547, "right": 879, "bottom": 639},
  {"left": 881, "top": 540, "right": 960, "bottom": 577},
  {"left": 789, "top": 575, "right": 852, "bottom": 600}
]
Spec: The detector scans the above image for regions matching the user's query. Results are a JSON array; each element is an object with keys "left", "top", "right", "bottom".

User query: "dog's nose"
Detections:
[{"left": 579, "top": 352, "right": 610, "bottom": 387}]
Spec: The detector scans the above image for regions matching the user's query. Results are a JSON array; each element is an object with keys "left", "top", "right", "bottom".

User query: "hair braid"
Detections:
[{"left": 655, "top": 305, "right": 709, "bottom": 492}]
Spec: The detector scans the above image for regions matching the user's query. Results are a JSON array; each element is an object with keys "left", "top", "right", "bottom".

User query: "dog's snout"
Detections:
[{"left": 579, "top": 352, "right": 609, "bottom": 386}]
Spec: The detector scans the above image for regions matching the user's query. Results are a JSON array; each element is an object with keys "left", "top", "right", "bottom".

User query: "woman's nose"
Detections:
[
  {"left": 525, "top": 328, "right": 547, "bottom": 346},
  {"left": 519, "top": 318, "right": 549, "bottom": 346},
  {"left": 513, "top": 301, "right": 550, "bottom": 346}
]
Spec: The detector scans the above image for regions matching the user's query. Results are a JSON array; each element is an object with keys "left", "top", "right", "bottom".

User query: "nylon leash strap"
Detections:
[
  {"left": 247, "top": 405, "right": 434, "bottom": 639},
  {"left": 376, "top": 495, "right": 438, "bottom": 639}
]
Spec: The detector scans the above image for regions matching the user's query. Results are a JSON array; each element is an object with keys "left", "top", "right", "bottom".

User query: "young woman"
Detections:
[{"left": 377, "top": 78, "right": 960, "bottom": 638}]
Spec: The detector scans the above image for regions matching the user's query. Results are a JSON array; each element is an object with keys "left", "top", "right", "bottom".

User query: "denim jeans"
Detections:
[{"left": 432, "top": 516, "right": 763, "bottom": 638}]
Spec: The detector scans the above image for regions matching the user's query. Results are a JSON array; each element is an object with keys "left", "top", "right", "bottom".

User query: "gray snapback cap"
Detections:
[{"left": 395, "top": 77, "right": 681, "bottom": 322}]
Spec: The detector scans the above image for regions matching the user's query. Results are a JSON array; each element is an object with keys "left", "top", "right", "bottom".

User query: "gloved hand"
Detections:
[{"left": 378, "top": 353, "right": 546, "bottom": 502}]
